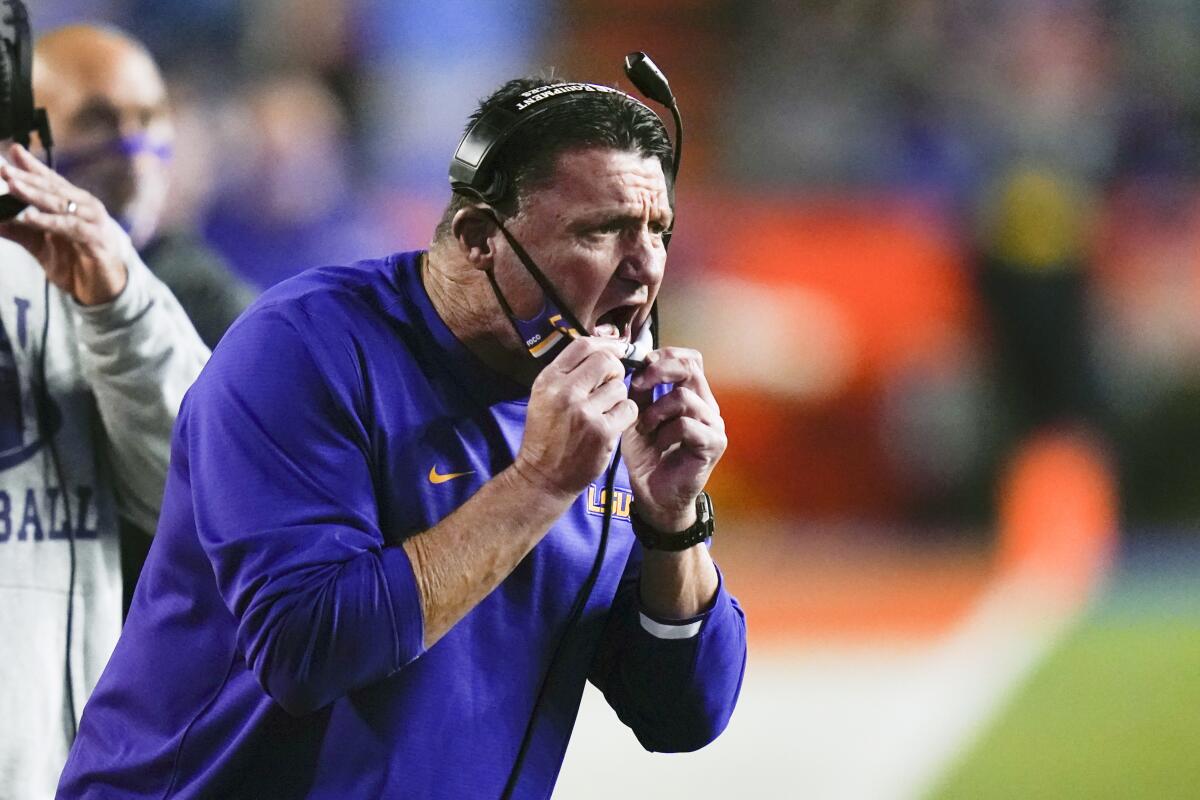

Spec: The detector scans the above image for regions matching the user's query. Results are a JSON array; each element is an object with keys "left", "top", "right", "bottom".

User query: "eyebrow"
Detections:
[
  {"left": 568, "top": 207, "right": 674, "bottom": 232},
  {"left": 71, "top": 96, "right": 170, "bottom": 127}
]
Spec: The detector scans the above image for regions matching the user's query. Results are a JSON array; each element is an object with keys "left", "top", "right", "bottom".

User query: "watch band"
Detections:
[{"left": 630, "top": 492, "right": 715, "bottom": 551}]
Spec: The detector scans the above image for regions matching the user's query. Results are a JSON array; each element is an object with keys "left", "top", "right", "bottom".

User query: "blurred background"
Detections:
[{"left": 29, "top": 0, "right": 1200, "bottom": 797}]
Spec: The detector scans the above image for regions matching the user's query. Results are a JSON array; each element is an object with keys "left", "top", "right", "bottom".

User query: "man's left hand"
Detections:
[
  {"left": 0, "top": 143, "right": 128, "bottom": 305},
  {"left": 623, "top": 346, "right": 726, "bottom": 532}
]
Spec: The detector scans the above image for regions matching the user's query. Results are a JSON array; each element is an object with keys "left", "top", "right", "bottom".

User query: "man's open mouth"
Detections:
[{"left": 592, "top": 304, "right": 639, "bottom": 341}]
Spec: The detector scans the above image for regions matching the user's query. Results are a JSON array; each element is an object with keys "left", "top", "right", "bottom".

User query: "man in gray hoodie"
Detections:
[
  {"left": 32, "top": 24, "right": 257, "bottom": 618},
  {"left": 0, "top": 129, "right": 208, "bottom": 796}
]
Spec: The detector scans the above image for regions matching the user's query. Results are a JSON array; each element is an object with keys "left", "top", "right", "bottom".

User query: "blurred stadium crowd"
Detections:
[
  {"left": 11, "top": 2, "right": 1197, "bottom": 796},
  {"left": 29, "top": 0, "right": 1200, "bottom": 533}
]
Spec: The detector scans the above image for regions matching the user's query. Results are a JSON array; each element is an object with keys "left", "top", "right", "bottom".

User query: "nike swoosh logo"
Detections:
[{"left": 428, "top": 466, "right": 476, "bottom": 485}]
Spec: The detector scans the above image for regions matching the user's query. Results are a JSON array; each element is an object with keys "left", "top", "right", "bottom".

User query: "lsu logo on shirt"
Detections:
[{"left": 586, "top": 484, "right": 632, "bottom": 521}]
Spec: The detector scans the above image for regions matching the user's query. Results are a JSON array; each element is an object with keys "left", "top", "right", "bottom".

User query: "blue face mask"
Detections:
[
  {"left": 56, "top": 132, "right": 174, "bottom": 239},
  {"left": 54, "top": 131, "right": 173, "bottom": 179},
  {"left": 504, "top": 298, "right": 581, "bottom": 360}
]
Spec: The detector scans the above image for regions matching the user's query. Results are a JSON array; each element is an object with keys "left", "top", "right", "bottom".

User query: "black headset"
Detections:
[
  {"left": 0, "top": 0, "right": 53, "bottom": 220},
  {"left": 450, "top": 51, "right": 681, "bottom": 229}
]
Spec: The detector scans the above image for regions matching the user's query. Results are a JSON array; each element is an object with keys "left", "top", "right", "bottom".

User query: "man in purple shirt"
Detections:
[{"left": 58, "top": 73, "right": 746, "bottom": 799}]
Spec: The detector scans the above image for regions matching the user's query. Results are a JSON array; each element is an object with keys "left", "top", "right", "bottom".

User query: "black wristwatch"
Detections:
[{"left": 630, "top": 492, "right": 715, "bottom": 551}]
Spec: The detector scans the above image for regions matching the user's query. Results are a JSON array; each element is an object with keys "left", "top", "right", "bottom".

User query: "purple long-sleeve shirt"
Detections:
[{"left": 57, "top": 252, "right": 746, "bottom": 799}]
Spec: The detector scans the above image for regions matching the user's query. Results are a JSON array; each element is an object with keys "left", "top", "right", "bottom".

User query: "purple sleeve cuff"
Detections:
[{"left": 381, "top": 545, "right": 427, "bottom": 669}]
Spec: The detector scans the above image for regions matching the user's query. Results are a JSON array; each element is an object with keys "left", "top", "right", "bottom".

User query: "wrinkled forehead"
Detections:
[{"left": 535, "top": 147, "right": 672, "bottom": 209}]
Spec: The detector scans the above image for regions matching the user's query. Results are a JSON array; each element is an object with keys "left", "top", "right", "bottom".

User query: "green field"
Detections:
[{"left": 932, "top": 571, "right": 1200, "bottom": 799}]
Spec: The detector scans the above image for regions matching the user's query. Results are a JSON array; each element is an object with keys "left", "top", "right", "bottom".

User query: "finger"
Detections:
[
  {"left": 567, "top": 349, "right": 625, "bottom": 394},
  {"left": 10, "top": 143, "right": 64, "bottom": 183},
  {"left": 602, "top": 398, "right": 639, "bottom": 435},
  {"left": 586, "top": 372, "right": 630, "bottom": 411},
  {"left": 1, "top": 161, "right": 80, "bottom": 202},
  {"left": 547, "top": 336, "right": 599, "bottom": 373},
  {"left": 636, "top": 386, "right": 722, "bottom": 435},
  {"left": 551, "top": 335, "right": 626, "bottom": 375},
  {"left": 652, "top": 415, "right": 726, "bottom": 456},
  {"left": 630, "top": 347, "right": 702, "bottom": 388},
  {"left": 3, "top": 168, "right": 80, "bottom": 219},
  {"left": 8, "top": 146, "right": 99, "bottom": 216},
  {"left": 1, "top": 165, "right": 97, "bottom": 222},
  {"left": 12, "top": 206, "right": 95, "bottom": 242},
  {"left": 630, "top": 348, "right": 718, "bottom": 408},
  {"left": 629, "top": 383, "right": 652, "bottom": 415}
]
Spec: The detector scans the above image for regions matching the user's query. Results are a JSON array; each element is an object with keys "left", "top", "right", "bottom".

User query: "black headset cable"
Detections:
[
  {"left": 501, "top": 448, "right": 621, "bottom": 799},
  {"left": 37, "top": 275, "right": 78, "bottom": 740}
]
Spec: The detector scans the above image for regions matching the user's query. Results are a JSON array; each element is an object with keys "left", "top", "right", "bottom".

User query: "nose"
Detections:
[
  {"left": 617, "top": 226, "right": 665, "bottom": 287},
  {"left": 119, "top": 118, "right": 145, "bottom": 142},
  {"left": 117, "top": 110, "right": 173, "bottom": 161}
]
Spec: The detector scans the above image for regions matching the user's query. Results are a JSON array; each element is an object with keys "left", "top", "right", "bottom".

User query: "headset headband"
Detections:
[{"left": 449, "top": 82, "right": 660, "bottom": 205}]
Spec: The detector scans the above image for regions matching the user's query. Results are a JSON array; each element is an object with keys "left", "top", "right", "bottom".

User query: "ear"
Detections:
[{"left": 450, "top": 205, "right": 499, "bottom": 270}]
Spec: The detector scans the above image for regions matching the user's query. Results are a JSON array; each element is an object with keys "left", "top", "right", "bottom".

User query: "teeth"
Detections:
[{"left": 594, "top": 323, "right": 620, "bottom": 339}]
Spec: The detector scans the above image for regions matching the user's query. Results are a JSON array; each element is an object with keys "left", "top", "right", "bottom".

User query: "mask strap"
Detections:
[
  {"left": 480, "top": 209, "right": 585, "bottom": 361},
  {"left": 477, "top": 208, "right": 654, "bottom": 369}
]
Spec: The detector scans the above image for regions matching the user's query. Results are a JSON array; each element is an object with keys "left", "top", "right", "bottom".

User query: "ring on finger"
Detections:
[{"left": 64, "top": 199, "right": 78, "bottom": 215}]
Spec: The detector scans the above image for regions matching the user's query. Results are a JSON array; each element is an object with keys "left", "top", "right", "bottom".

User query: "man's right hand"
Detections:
[
  {"left": 406, "top": 336, "right": 636, "bottom": 648},
  {"left": 514, "top": 337, "right": 638, "bottom": 499},
  {"left": 0, "top": 143, "right": 129, "bottom": 306}
]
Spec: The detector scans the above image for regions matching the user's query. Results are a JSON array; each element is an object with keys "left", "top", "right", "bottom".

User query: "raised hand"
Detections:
[
  {"left": 622, "top": 347, "right": 726, "bottom": 532},
  {"left": 0, "top": 143, "right": 127, "bottom": 305},
  {"left": 514, "top": 336, "right": 639, "bottom": 499}
]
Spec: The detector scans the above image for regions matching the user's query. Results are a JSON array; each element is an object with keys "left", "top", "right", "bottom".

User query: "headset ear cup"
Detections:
[
  {"left": 0, "top": 37, "right": 12, "bottom": 141},
  {"left": 0, "top": 40, "right": 22, "bottom": 221},
  {"left": 0, "top": 4, "right": 29, "bottom": 221},
  {"left": 2, "top": 0, "right": 33, "bottom": 146},
  {"left": 481, "top": 169, "right": 508, "bottom": 208}
]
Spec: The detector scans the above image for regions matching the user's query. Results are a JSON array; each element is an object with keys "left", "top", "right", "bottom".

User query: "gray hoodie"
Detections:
[{"left": 0, "top": 229, "right": 208, "bottom": 798}]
